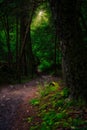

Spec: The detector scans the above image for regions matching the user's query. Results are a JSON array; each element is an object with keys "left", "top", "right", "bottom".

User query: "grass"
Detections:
[{"left": 29, "top": 81, "right": 87, "bottom": 130}]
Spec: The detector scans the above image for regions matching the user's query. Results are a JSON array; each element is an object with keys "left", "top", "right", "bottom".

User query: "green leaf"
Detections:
[{"left": 29, "top": 98, "right": 40, "bottom": 106}]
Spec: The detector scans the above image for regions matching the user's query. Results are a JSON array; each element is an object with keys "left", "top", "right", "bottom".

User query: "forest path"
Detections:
[{"left": 0, "top": 75, "right": 59, "bottom": 130}]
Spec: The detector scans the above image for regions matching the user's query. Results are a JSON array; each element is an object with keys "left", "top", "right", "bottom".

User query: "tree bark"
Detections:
[
  {"left": 50, "top": 0, "right": 87, "bottom": 100},
  {"left": 15, "top": 15, "right": 21, "bottom": 81},
  {"left": 19, "top": 1, "right": 35, "bottom": 77},
  {"left": 5, "top": 15, "right": 13, "bottom": 68}
]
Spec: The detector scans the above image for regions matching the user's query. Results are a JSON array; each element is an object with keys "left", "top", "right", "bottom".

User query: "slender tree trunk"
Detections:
[
  {"left": 26, "top": 25, "right": 35, "bottom": 78},
  {"left": 16, "top": 15, "right": 19, "bottom": 69},
  {"left": 19, "top": 0, "right": 37, "bottom": 78},
  {"left": 54, "top": 26, "right": 57, "bottom": 74},
  {"left": 20, "top": 11, "right": 35, "bottom": 77},
  {"left": 15, "top": 15, "right": 21, "bottom": 81},
  {"left": 5, "top": 15, "right": 12, "bottom": 68}
]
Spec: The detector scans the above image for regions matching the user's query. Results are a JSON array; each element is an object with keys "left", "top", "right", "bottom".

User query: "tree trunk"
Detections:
[
  {"left": 19, "top": 6, "right": 35, "bottom": 77},
  {"left": 15, "top": 15, "right": 21, "bottom": 81},
  {"left": 50, "top": 0, "right": 87, "bottom": 100},
  {"left": 26, "top": 25, "right": 35, "bottom": 78},
  {"left": 16, "top": 15, "right": 19, "bottom": 69},
  {"left": 20, "top": 13, "right": 27, "bottom": 76},
  {"left": 5, "top": 15, "right": 12, "bottom": 68}
]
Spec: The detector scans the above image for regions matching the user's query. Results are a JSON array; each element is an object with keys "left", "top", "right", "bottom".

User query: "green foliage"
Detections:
[
  {"left": 31, "top": 25, "right": 56, "bottom": 72},
  {"left": 0, "top": 0, "right": 4, "bottom": 3},
  {"left": 28, "top": 82, "right": 87, "bottom": 130},
  {"left": 27, "top": 117, "right": 33, "bottom": 123},
  {"left": 0, "top": 31, "right": 7, "bottom": 60},
  {"left": 31, "top": 3, "right": 62, "bottom": 73},
  {"left": 29, "top": 98, "right": 40, "bottom": 106},
  {"left": 31, "top": 3, "right": 51, "bottom": 29},
  {"left": 0, "top": 1, "right": 62, "bottom": 83},
  {"left": 39, "top": 82, "right": 59, "bottom": 97},
  {"left": 31, "top": 23, "right": 62, "bottom": 72},
  {"left": 38, "top": 60, "right": 51, "bottom": 72}
]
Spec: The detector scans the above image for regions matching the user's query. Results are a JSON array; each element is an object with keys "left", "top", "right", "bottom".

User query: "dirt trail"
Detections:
[{"left": 0, "top": 75, "right": 59, "bottom": 130}]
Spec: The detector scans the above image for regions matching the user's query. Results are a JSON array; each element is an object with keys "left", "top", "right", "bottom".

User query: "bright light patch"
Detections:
[
  {"left": 31, "top": 10, "right": 49, "bottom": 30},
  {"left": 39, "top": 11, "right": 43, "bottom": 16}
]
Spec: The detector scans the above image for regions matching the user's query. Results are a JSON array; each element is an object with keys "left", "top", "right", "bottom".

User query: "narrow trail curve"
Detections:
[{"left": 0, "top": 75, "right": 59, "bottom": 130}]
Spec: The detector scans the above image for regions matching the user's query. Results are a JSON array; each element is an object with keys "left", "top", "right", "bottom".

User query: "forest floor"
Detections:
[{"left": 0, "top": 75, "right": 59, "bottom": 130}]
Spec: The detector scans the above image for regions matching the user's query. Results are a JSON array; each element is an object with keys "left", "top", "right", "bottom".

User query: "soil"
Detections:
[{"left": 0, "top": 75, "right": 59, "bottom": 130}]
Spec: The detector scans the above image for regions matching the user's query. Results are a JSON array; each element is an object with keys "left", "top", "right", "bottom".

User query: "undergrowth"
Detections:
[{"left": 28, "top": 81, "right": 87, "bottom": 130}]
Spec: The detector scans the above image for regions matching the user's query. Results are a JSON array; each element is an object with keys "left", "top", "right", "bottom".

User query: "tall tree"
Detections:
[
  {"left": 49, "top": 0, "right": 87, "bottom": 100},
  {"left": 19, "top": 0, "right": 37, "bottom": 77},
  {"left": 0, "top": 1, "right": 13, "bottom": 68}
]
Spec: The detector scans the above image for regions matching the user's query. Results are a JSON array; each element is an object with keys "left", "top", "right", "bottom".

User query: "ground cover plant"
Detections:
[{"left": 29, "top": 81, "right": 87, "bottom": 130}]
